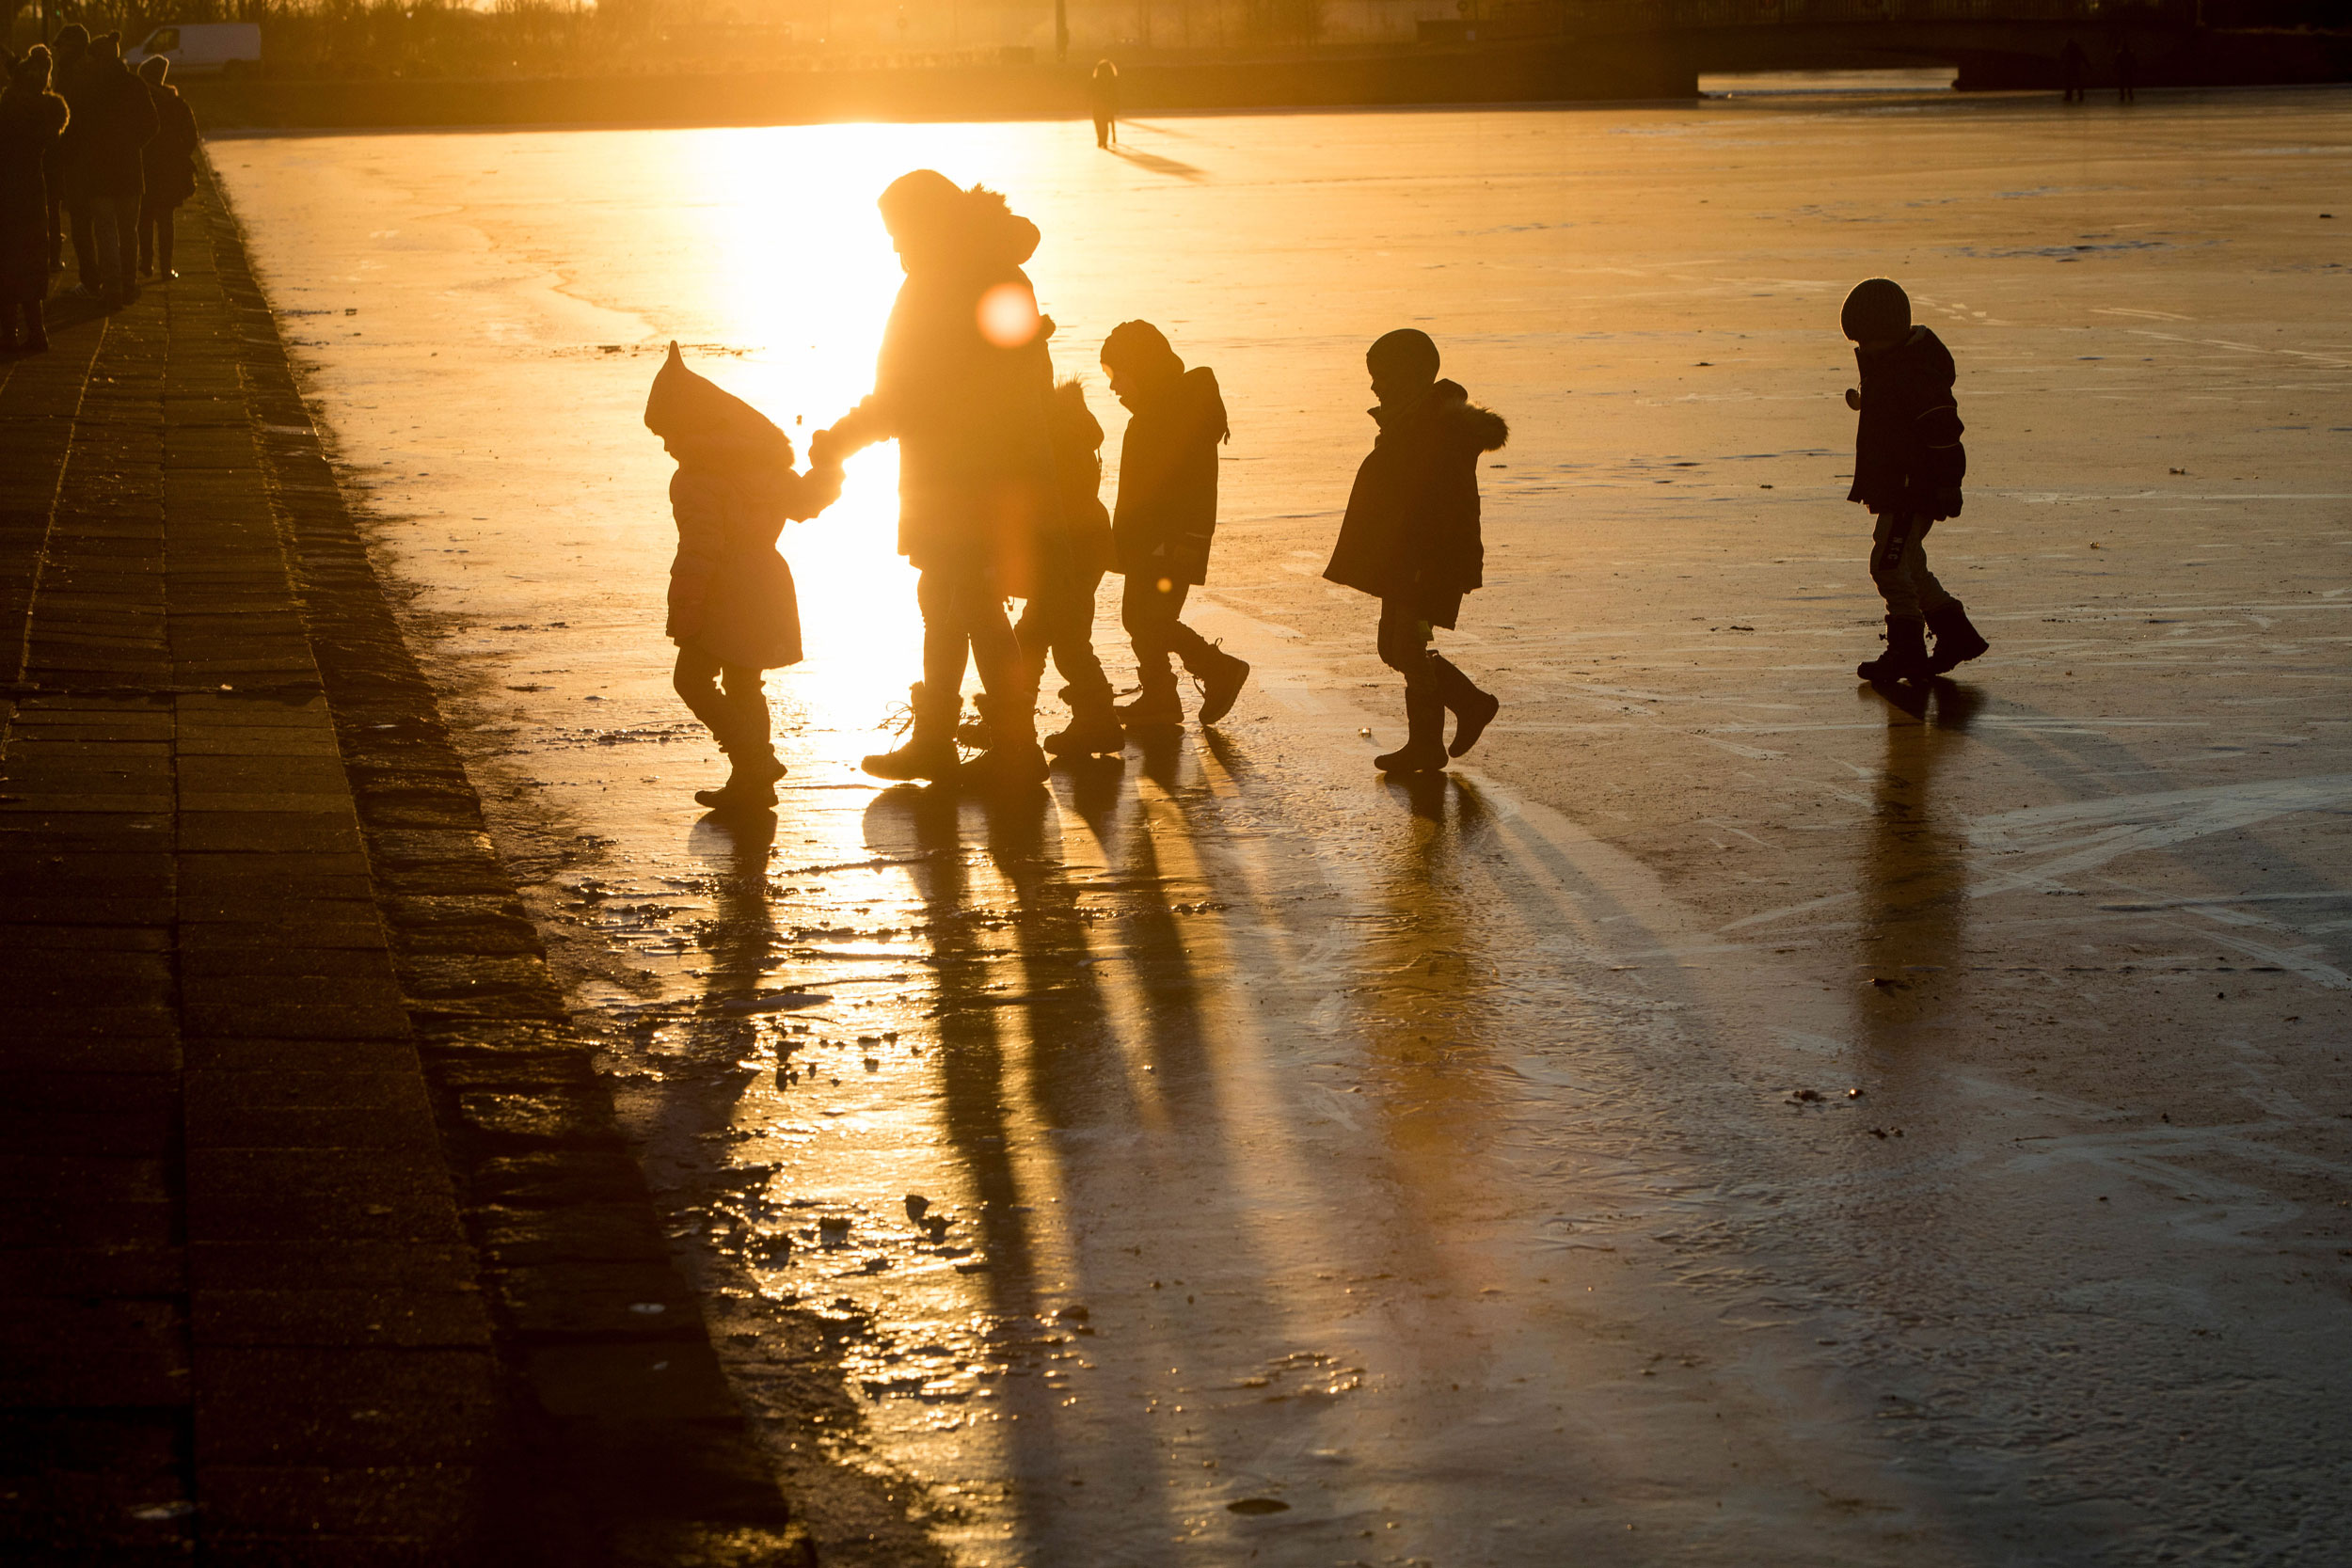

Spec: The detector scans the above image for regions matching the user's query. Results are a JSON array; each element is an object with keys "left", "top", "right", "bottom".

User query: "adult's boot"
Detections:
[
  {"left": 1186, "top": 642, "right": 1251, "bottom": 725},
  {"left": 1374, "top": 688, "right": 1450, "bottom": 774},
  {"left": 1431, "top": 655, "right": 1500, "bottom": 758},
  {"left": 1856, "top": 616, "right": 1932, "bottom": 683},
  {"left": 1925, "top": 601, "right": 1991, "bottom": 673},
  {"left": 862, "top": 683, "right": 960, "bottom": 782},
  {"left": 1042, "top": 685, "right": 1125, "bottom": 759},
  {"left": 960, "top": 691, "right": 1050, "bottom": 790}
]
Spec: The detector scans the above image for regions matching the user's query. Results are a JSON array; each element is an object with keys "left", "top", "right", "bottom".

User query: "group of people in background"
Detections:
[
  {"left": 0, "top": 25, "right": 201, "bottom": 351},
  {"left": 649, "top": 169, "right": 1513, "bottom": 811}
]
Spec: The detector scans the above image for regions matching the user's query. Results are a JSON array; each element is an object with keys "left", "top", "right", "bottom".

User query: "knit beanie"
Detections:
[
  {"left": 1367, "top": 328, "right": 1440, "bottom": 386},
  {"left": 1840, "top": 278, "right": 1911, "bottom": 344}
]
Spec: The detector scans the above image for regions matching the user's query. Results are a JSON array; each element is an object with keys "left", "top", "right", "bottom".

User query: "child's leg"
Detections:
[
  {"left": 1048, "top": 569, "right": 1115, "bottom": 717},
  {"left": 157, "top": 202, "right": 176, "bottom": 276},
  {"left": 1905, "top": 523, "right": 1958, "bottom": 618},
  {"left": 1121, "top": 573, "right": 1180, "bottom": 690},
  {"left": 1375, "top": 597, "right": 1438, "bottom": 691},
  {"left": 717, "top": 665, "right": 771, "bottom": 758},
  {"left": 1868, "top": 513, "right": 1928, "bottom": 622},
  {"left": 673, "top": 646, "right": 741, "bottom": 750}
]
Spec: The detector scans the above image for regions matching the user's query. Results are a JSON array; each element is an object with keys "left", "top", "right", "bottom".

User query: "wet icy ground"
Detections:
[{"left": 215, "top": 90, "right": 2352, "bottom": 1564}]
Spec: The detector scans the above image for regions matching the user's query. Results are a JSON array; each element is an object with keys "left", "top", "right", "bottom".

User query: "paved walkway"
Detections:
[{"left": 0, "top": 173, "right": 806, "bottom": 1562}]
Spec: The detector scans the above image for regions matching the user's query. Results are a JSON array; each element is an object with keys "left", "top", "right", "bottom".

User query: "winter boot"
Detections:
[
  {"left": 1856, "top": 616, "right": 1931, "bottom": 683},
  {"left": 1374, "top": 688, "right": 1450, "bottom": 774},
  {"left": 1115, "top": 671, "right": 1184, "bottom": 728},
  {"left": 695, "top": 747, "right": 787, "bottom": 811},
  {"left": 22, "top": 304, "right": 48, "bottom": 354},
  {"left": 1924, "top": 601, "right": 1991, "bottom": 673},
  {"left": 863, "top": 683, "right": 961, "bottom": 782},
  {"left": 959, "top": 690, "right": 1050, "bottom": 790},
  {"left": 1431, "top": 655, "right": 1500, "bottom": 759},
  {"left": 1042, "top": 685, "right": 1125, "bottom": 758},
  {"left": 1186, "top": 642, "right": 1251, "bottom": 726}
]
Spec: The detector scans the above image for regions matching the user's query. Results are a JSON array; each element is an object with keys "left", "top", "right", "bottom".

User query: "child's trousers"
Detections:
[
  {"left": 1870, "top": 513, "right": 1958, "bottom": 623},
  {"left": 1015, "top": 565, "right": 1115, "bottom": 714},
  {"left": 1376, "top": 596, "right": 1439, "bottom": 693},
  {"left": 1121, "top": 575, "right": 1220, "bottom": 689},
  {"left": 673, "top": 647, "right": 770, "bottom": 757}
]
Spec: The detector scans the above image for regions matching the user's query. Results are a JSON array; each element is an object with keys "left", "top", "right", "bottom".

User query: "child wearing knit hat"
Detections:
[{"left": 1840, "top": 277, "right": 1991, "bottom": 682}]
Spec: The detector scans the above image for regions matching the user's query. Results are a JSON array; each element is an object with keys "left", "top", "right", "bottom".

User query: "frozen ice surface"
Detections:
[{"left": 216, "top": 89, "right": 2352, "bottom": 1565}]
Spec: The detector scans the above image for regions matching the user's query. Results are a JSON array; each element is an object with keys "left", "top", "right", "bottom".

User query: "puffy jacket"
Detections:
[
  {"left": 0, "top": 76, "right": 67, "bottom": 293},
  {"left": 1849, "top": 325, "right": 1966, "bottom": 520},
  {"left": 71, "top": 56, "right": 155, "bottom": 201},
  {"left": 1111, "top": 365, "right": 1227, "bottom": 586},
  {"left": 1323, "top": 379, "right": 1508, "bottom": 627},
  {"left": 1048, "top": 379, "right": 1114, "bottom": 579}
]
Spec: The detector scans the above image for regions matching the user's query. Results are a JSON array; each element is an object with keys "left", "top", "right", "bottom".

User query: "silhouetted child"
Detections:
[
  {"left": 1013, "top": 378, "right": 1124, "bottom": 758},
  {"left": 1323, "top": 329, "right": 1505, "bottom": 773},
  {"left": 1100, "top": 320, "right": 1248, "bottom": 728},
  {"left": 135, "top": 55, "right": 196, "bottom": 280},
  {"left": 0, "top": 47, "right": 69, "bottom": 352},
  {"left": 644, "top": 342, "right": 841, "bottom": 810},
  {"left": 1090, "top": 60, "right": 1119, "bottom": 149},
  {"left": 1840, "top": 278, "right": 1989, "bottom": 683}
]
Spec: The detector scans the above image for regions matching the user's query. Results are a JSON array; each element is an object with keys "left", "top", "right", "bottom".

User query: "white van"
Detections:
[{"left": 123, "top": 23, "right": 262, "bottom": 78}]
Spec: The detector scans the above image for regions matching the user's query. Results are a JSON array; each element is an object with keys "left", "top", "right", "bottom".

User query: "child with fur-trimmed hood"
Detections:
[
  {"left": 646, "top": 341, "right": 842, "bottom": 811},
  {"left": 1323, "top": 328, "right": 1507, "bottom": 774},
  {"left": 1840, "top": 277, "right": 1990, "bottom": 682}
]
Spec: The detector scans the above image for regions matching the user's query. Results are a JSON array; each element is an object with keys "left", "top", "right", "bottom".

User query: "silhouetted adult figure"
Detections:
[
  {"left": 2059, "top": 39, "right": 2087, "bottom": 103},
  {"left": 0, "top": 46, "right": 70, "bottom": 352},
  {"left": 135, "top": 55, "right": 195, "bottom": 280},
  {"left": 1090, "top": 59, "right": 1118, "bottom": 149},
  {"left": 2114, "top": 39, "right": 2137, "bottom": 104},
  {"left": 822, "top": 170, "right": 1061, "bottom": 790},
  {"left": 72, "top": 33, "right": 152, "bottom": 301},
  {"left": 44, "top": 24, "right": 87, "bottom": 283}
]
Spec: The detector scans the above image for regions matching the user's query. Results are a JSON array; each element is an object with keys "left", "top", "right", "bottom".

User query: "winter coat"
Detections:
[
  {"left": 1111, "top": 365, "right": 1227, "bottom": 586},
  {"left": 67, "top": 56, "right": 154, "bottom": 203},
  {"left": 1849, "top": 325, "right": 1966, "bottom": 521},
  {"left": 140, "top": 82, "right": 198, "bottom": 209},
  {"left": 645, "top": 343, "right": 839, "bottom": 671},
  {"left": 1048, "top": 379, "right": 1113, "bottom": 580},
  {"left": 0, "top": 79, "right": 67, "bottom": 298},
  {"left": 830, "top": 193, "right": 1061, "bottom": 594},
  {"left": 1322, "top": 379, "right": 1508, "bottom": 629}
]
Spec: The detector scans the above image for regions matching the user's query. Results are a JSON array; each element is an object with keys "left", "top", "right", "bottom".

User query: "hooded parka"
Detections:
[
  {"left": 72, "top": 50, "right": 154, "bottom": 203},
  {"left": 832, "top": 185, "right": 1062, "bottom": 596},
  {"left": 1323, "top": 379, "right": 1508, "bottom": 629},
  {"left": 140, "top": 76, "right": 198, "bottom": 209},
  {"left": 646, "top": 342, "right": 837, "bottom": 672}
]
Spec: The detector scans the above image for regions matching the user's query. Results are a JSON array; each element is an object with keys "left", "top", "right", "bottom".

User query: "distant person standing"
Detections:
[
  {"left": 1, "top": 46, "right": 70, "bottom": 352},
  {"left": 45, "top": 24, "right": 87, "bottom": 285},
  {"left": 135, "top": 55, "right": 197, "bottom": 281},
  {"left": 1090, "top": 59, "right": 1119, "bottom": 149},
  {"left": 2114, "top": 39, "right": 2137, "bottom": 104},
  {"left": 1322, "top": 329, "right": 1507, "bottom": 774},
  {"left": 74, "top": 34, "right": 154, "bottom": 302},
  {"left": 1839, "top": 277, "right": 1990, "bottom": 684},
  {"left": 2059, "top": 39, "right": 2088, "bottom": 103},
  {"left": 1099, "top": 320, "right": 1248, "bottom": 730}
]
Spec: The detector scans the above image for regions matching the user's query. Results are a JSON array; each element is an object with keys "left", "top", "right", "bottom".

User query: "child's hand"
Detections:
[
  {"left": 1844, "top": 388, "right": 1862, "bottom": 411},
  {"left": 807, "top": 427, "right": 844, "bottom": 469}
]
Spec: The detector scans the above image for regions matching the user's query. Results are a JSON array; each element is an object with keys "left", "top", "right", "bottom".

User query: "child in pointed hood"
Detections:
[{"left": 646, "top": 341, "right": 842, "bottom": 810}]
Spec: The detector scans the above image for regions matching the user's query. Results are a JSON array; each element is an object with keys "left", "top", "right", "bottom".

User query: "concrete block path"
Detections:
[{"left": 0, "top": 167, "right": 810, "bottom": 1563}]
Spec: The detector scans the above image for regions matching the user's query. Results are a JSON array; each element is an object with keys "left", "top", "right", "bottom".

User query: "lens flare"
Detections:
[{"left": 977, "top": 281, "right": 1041, "bottom": 348}]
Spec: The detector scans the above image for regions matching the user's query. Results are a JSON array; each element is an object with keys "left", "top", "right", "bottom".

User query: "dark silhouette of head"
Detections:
[
  {"left": 1101, "top": 319, "right": 1183, "bottom": 409},
  {"left": 53, "top": 24, "right": 88, "bottom": 60},
  {"left": 137, "top": 55, "right": 168, "bottom": 85},
  {"left": 877, "top": 170, "right": 1040, "bottom": 276},
  {"left": 1367, "top": 328, "right": 1440, "bottom": 406},
  {"left": 93, "top": 32, "right": 121, "bottom": 62},
  {"left": 1841, "top": 277, "right": 1910, "bottom": 347},
  {"left": 8, "top": 43, "right": 54, "bottom": 92}
]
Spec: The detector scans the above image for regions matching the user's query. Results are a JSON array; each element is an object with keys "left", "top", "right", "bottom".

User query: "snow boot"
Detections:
[
  {"left": 1925, "top": 601, "right": 1990, "bottom": 673},
  {"left": 1856, "top": 616, "right": 1932, "bottom": 683},
  {"left": 1375, "top": 688, "right": 1450, "bottom": 774},
  {"left": 1115, "top": 672, "right": 1184, "bottom": 728},
  {"left": 1042, "top": 685, "right": 1125, "bottom": 758},
  {"left": 1187, "top": 642, "right": 1251, "bottom": 726},
  {"left": 695, "top": 747, "right": 787, "bottom": 811},
  {"left": 863, "top": 683, "right": 961, "bottom": 782},
  {"left": 1431, "top": 655, "right": 1500, "bottom": 759},
  {"left": 959, "top": 690, "right": 1050, "bottom": 791}
]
